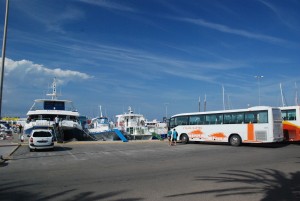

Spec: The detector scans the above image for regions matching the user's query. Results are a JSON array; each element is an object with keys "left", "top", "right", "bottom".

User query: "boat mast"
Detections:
[
  {"left": 99, "top": 105, "right": 103, "bottom": 117},
  {"left": 47, "top": 78, "right": 58, "bottom": 100},
  {"left": 198, "top": 96, "right": 201, "bottom": 112},
  {"left": 280, "top": 83, "right": 287, "bottom": 107},
  {"left": 295, "top": 82, "right": 299, "bottom": 106},
  {"left": 204, "top": 94, "right": 207, "bottom": 112},
  {"left": 222, "top": 85, "right": 225, "bottom": 110}
]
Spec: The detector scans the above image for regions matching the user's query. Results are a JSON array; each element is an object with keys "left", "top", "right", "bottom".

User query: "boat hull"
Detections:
[
  {"left": 60, "top": 126, "right": 88, "bottom": 141},
  {"left": 128, "top": 134, "right": 153, "bottom": 140},
  {"left": 89, "top": 130, "right": 119, "bottom": 141}
]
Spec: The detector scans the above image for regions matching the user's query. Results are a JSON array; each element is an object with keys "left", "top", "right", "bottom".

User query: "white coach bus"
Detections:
[
  {"left": 168, "top": 106, "right": 283, "bottom": 146},
  {"left": 280, "top": 106, "right": 300, "bottom": 142}
]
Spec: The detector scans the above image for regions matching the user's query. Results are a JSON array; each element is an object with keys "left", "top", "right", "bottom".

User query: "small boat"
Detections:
[
  {"left": 23, "top": 78, "right": 88, "bottom": 141},
  {"left": 145, "top": 119, "right": 168, "bottom": 139},
  {"left": 87, "top": 106, "right": 117, "bottom": 141},
  {"left": 115, "top": 106, "right": 153, "bottom": 140}
]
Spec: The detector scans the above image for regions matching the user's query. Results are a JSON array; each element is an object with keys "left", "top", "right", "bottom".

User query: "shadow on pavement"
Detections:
[
  {"left": 0, "top": 181, "right": 143, "bottom": 201},
  {"left": 166, "top": 168, "right": 300, "bottom": 201}
]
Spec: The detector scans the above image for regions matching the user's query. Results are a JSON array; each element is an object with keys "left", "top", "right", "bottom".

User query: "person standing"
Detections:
[
  {"left": 171, "top": 128, "right": 178, "bottom": 146},
  {"left": 18, "top": 124, "right": 23, "bottom": 134},
  {"left": 55, "top": 116, "right": 59, "bottom": 128},
  {"left": 167, "top": 129, "right": 172, "bottom": 146}
]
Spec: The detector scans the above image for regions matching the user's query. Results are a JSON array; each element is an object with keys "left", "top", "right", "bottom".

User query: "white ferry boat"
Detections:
[
  {"left": 23, "top": 78, "right": 86, "bottom": 141},
  {"left": 115, "top": 106, "right": 152, "bottom": 140}
]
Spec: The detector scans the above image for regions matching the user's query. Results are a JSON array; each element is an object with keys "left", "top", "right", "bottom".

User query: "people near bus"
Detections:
[
  {"left": 171, "top": 128, "right": 178, "bottom": 146},
  {"left": 167, "top": 129, "right": 172, "bottom": 146}
]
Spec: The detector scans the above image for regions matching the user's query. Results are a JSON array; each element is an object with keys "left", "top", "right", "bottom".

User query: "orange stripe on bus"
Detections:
[{"left": 247, "top": 123, "right": 254, "bottom": 141}]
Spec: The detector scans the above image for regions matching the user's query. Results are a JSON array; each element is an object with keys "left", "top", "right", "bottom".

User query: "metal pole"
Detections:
[
  {"left": 198, "top": 96, "right": 201, "bottom": 112},
  {"left": 0, "top": 0, "right": 9, "bottom": 118},
  {"left": 255, "top": 75, "right": 263, "bottom": 106},
  {"left": 164, "top": 103, "right": 169, "bottom": 119}
]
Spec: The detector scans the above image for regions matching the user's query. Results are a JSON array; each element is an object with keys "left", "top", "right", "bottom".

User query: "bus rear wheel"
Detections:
[
  {"left": 180, "top": 134, "right": 189, "bottom": 144},
  {"left": 229, "top": 135, "right": 241, "bottom": 146}
]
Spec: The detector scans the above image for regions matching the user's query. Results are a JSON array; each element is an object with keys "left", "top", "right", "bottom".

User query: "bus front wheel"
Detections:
[
  {"left": 180, "top": 134, "right": 189, "bottom": 144},
  {"left": 229, "top": 135, "right": 241, "bottom": 146}
]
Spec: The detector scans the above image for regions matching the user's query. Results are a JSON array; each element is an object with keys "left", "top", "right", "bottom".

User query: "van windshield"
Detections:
[{"left": 33, "top": 131, "right": 52, "bottom": 137}]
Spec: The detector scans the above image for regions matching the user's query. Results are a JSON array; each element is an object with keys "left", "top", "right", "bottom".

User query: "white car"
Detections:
[{"left": 28, "top": 129, "right": 54, "bottom": 151}]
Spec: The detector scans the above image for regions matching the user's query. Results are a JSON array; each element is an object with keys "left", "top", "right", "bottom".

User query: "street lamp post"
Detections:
[
  {"left": 0, "top": 0, "right": 9, "bottom": 118},
  {"left": 255, "top": 75, "right": 264, "bottom": 106},
  {"left": 164, "top": 103, "right": 169, "bottom": 119}
]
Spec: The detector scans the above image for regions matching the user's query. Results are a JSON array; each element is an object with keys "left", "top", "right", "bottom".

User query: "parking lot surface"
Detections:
[{"left": 1, "top": 140, "right": 300, "bottom": 201}]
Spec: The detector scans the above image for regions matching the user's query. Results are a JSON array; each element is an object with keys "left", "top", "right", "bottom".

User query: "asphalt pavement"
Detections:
[{"left": 0, "top": 132, "right": 21, "bottom": 162}]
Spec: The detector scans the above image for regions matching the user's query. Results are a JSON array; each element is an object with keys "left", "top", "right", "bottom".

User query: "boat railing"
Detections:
[
  {"left": 31, "top": 119, "right": 53, "bottom": 127},
  {"left": 28, "top": 105, "right": 77, "bottom": 112}
]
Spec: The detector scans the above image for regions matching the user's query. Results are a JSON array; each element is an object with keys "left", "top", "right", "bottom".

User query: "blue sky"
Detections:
[{"left": 1, "top": 0, "right": 300, "bottom": 121}]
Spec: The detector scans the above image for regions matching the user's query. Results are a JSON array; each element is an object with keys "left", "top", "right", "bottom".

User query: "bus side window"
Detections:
[
  {"left": 257, "top": 111, "right": 268, "bottom": 123},
  {"left": 286, "top": 109, "right": 296, "bottom": 121},
  {"left": 289, "top": 116, "right": 295, "bottom": 120},
  {"left": 223, "top": 114, "right": 231, "bottom": 124},
  {"left": 216, "top": 114, "right": 223, "bottom": 124},
  {"left": 236, "top": 113, "right": 244, "bottom": 124}
]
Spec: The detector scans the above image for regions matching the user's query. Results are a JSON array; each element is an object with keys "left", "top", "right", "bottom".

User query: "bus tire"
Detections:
[
  {"left": 229, "top": 134, "right": 241, "bottom": 146},
  {"left": 180, "top": 134, "right": 189, "bottom": 144}
]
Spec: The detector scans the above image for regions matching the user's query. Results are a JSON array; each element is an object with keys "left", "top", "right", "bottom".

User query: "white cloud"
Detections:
[{"left": 3, "top": 57, "right": 92, "bottom": 81}]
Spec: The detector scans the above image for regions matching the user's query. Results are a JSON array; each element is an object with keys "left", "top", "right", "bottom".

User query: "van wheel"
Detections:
[
  {"left": 181, "top": 134, "right": 189, "bottom": 144},
  {"left": 229, "top": 135, "right": 242, "bottom": 146}
]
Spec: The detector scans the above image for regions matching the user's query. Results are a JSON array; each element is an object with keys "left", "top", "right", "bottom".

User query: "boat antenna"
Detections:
[
  {"left": 46, "top": 78, "right": 58, "bottom": 100},
  {"left": 128, "top": 106, "right": 133, "bottom": 114},
  {"left": 99, "top": 105, "right": 103, "bottom": 117}
]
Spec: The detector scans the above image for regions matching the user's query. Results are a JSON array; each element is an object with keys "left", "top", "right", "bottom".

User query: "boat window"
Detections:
[{"left": 44, "top": 101, "right": 65, "bottom": 110}]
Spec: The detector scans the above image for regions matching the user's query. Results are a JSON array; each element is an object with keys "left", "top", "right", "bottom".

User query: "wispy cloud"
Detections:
[
  {"left": 173, "top": 17, "right": 288, "bottom": 45},
  {"left": 44, "top": 6, "right": 85, "bottom": 33},
  {"left": 13, "top": 2, "right": 85, "bottom": 34},
  {"left": 9, "top": 29, "right": 243, "bottom": 85},
  {"left": 79, "top": 0, "right": 136, "bottom": 12},
  {"left": 258, "top": 0, "right": 299, "bottom": 30}
]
